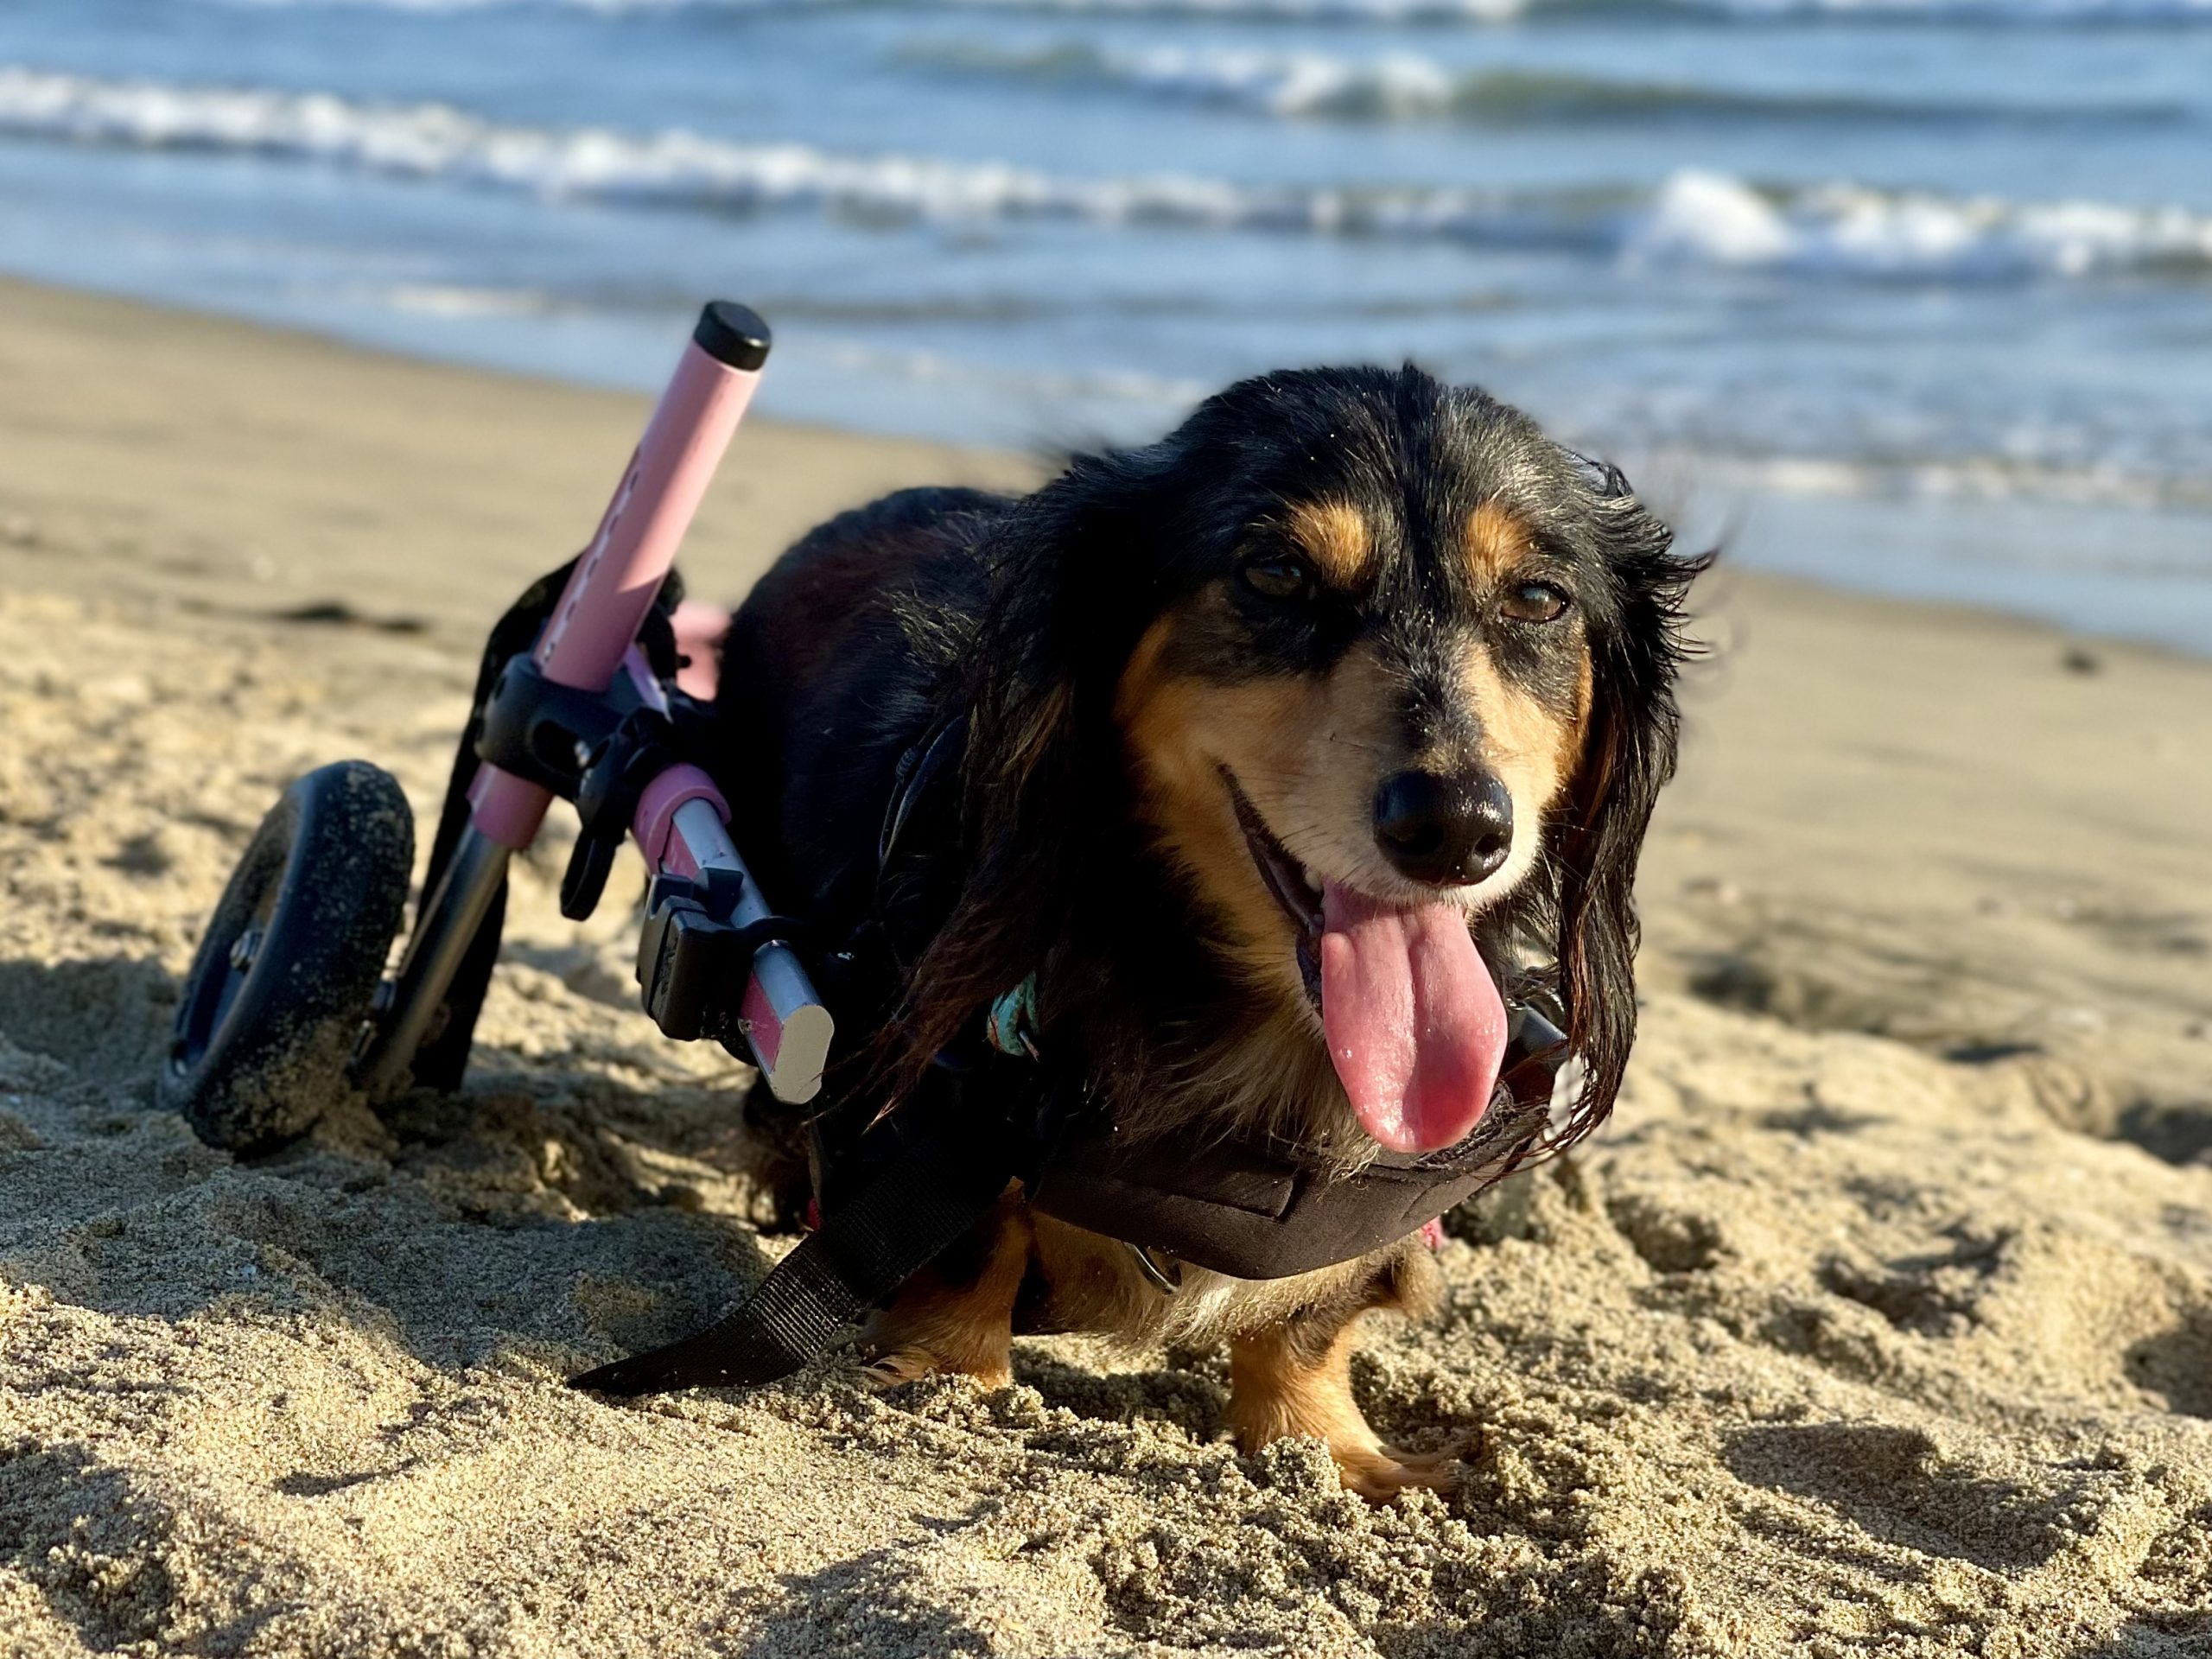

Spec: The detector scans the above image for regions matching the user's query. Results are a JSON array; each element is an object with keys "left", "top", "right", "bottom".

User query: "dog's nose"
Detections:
[{"left": 1372, "top": 770, "right": 1514, "bottom": 887}]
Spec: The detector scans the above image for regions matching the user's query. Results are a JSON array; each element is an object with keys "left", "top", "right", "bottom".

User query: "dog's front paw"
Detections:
[
  {"left": 857, "top": 1345, "right": 1013, "bottom": 1393},
  {"left": 1330, "top": 1439, "right": 1469, "bottom": 1503},
  {"left": 858, "top": 1345, "right": 938, "bottom": 1389}
]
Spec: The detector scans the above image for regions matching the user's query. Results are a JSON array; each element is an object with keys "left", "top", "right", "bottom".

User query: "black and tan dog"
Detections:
[{"left": 715, "top": 365, "right": 1700, "bottom": 1498}]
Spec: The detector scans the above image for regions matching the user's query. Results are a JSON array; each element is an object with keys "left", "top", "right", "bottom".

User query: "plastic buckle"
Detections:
[
  {"left": 637, "top": 883, "right": 729, "bottom": 1041},
  {"left": 558, "top": 713, "right": 678, "bottom": 921}
]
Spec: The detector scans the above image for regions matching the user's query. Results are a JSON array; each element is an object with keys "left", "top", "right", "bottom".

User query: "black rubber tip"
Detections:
[{"left": 693, "top": 301, "right": 771, "bottom": 371}]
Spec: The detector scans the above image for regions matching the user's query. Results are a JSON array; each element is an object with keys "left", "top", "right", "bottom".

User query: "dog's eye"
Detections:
[
  {"left": 1498, "top": 582, "right": 1570, "bottom": 624},
  {"left": 1239, "top": 556, "right": 1313, "bottom": 602}
]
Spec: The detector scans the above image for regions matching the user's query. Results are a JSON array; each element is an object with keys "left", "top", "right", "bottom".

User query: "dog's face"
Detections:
[
  {"left": 1116, "top": 477, "right": 1593, "bottom": 1020},
  {"left": 1111, "top": 376, "right": 1608, "bottom": 1019}
]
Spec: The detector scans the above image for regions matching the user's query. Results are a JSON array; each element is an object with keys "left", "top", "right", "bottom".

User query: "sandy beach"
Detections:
[{"left": 2, "top": 277, "right": 2209, "bottom": 1657}]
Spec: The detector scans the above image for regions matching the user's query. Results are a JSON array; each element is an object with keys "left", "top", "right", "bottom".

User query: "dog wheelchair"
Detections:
[{"left": 163, "top": 302, "right": 828, "bottom": 1160}]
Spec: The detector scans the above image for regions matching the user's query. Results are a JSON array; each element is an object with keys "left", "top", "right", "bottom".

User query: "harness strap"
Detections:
[{"left": 570, "top": 1135, "right": 1010, "bottom": 1397}]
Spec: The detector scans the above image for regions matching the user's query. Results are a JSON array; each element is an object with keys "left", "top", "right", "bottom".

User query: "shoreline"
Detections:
[
  {"left": 0, "top": 275, "right": 1039, "bottom": 652},
  {"left": 3, "top": 270, "right": 2206, "bottom": 661},
  {"left": 3, "top": 271, "right": 2210, "bottom": 1656}
]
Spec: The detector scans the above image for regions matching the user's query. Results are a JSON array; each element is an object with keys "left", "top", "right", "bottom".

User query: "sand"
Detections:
[{"left": 1, "top": 278, "right": 2208, "bottom": 1658}]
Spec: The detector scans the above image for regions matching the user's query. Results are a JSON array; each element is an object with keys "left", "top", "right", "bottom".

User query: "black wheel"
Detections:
[{"left": 162, "top": 760, "right": 414, "bottom": 1154}]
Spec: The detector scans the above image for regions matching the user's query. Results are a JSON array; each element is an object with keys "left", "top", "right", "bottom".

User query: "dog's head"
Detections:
[{"left": 924, "top": 366, "right": 1701, "bottom": 1157}]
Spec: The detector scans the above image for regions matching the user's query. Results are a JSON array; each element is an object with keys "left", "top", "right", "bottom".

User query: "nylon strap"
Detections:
[{"left": 569, "top": 1144, "right": 1008, "bottom": 1396}]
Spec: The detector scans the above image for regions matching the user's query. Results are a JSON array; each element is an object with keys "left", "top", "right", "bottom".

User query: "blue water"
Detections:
[{"left": 3, "top": 0, "right": 2210, "bottom": 644}]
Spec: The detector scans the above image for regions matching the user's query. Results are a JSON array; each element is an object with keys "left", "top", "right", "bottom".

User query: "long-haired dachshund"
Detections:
[{"left": 715, "top": 365, "right": 1701, "bottom": 1498}]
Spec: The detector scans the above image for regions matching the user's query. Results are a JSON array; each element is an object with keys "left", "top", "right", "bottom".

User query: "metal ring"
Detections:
[{"left": 1124, "top": 1243, "right": 1183, "bottom": 1296}]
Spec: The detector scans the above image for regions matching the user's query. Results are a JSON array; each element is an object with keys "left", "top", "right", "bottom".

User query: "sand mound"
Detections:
[{"left": 4, "top": 581, "right": 2211, "bottom": 1658}]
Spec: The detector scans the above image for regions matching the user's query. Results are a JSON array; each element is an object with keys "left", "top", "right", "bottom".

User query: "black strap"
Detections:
[{"left": 569, "top": 1141, "right": 1009, "bottom": 1396}]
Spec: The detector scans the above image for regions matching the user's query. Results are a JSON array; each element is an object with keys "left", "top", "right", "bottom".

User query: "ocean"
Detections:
[{"left": 3, "top": 0, "right": 2209, "bottom": 647}]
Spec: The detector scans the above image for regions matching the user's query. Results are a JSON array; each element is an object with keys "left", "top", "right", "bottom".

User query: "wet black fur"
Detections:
[{"left": 715, "top": 365, "right": 1704, "bottom": 1162}]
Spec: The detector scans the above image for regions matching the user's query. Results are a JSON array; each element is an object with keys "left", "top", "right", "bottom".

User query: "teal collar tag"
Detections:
[{"left": 986, "top": 974, "right": 1041, "bottom": 1059}]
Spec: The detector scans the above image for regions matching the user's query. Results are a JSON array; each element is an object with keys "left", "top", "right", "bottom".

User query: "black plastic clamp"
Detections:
[
  {"left": 476, "top": 655, "right": 645, "bottom": 797},
  {"left": 635, "top": 870, "right": 812, "bottom": 1044},
  {"left": 558, "top": 712, "right": 680, "bottom": 920},
  {"left": 473, "top": 652, "right": 684, "bottom": 921}
]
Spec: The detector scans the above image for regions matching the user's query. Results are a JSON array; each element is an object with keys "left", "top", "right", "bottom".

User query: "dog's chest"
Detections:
[{"left": 1020, "top": 1210, "right": 1389, "bottom": 1348}]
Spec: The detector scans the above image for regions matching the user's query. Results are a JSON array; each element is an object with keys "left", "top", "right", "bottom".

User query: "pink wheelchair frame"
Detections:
[
  {"left": 357, "top": 302, "right": 830, "bottom": 1107},
  {"left": 167, "top": 302, "right": 830, "bottom": 1154}
]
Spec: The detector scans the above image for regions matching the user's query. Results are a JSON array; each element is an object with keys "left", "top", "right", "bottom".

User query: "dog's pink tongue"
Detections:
[{"left": 1319, "top": 880, "right": 1506, "bottom": 1154}]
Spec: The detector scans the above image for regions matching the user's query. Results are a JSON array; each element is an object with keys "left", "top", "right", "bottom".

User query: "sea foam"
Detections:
[
  {"left": 3, "top": 67, "right": 2207, "bottom": 280},
  {"left": 1635, "top": 168, "right": 2212, "bottom": 278}
]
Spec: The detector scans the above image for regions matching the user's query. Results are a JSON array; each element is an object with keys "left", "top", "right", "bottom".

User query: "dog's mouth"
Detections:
[
  {"left": 1223, "top": 768, "right": 1509, "bottom": 1156},
  {"left": 1224, "top": 772, "right": 1326, "bottom": 1008}
]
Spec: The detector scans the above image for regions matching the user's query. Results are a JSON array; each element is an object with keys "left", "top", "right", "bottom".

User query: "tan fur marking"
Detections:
[
  {"left": 863, "top": 1190, "right": 1033, "bottom": 1391},
  {"left": 1464, "top": 499, "right": 1533, "bottom": 584},
  {"left": 1116, "top": 607, "right": 1336, "bottom": 992},
  {"left": 1287, "top": 499, "right": 1375, "bottom": 586},
  {"left": 1116, "top": 614, "right": 1179, "bottom": 728},
  {"left": 1027, "top": 1214, "right": 1392, "bottom": 1349},
  {"left": 1115, "top": 603, "right": 1406, "bottom": 1154},
  {"left": 1226, "top": 1322, "right": 1459, "bottom": 1503},
  {"left": 1445, "top": 645, "right": 1583, "bottom": 822}
]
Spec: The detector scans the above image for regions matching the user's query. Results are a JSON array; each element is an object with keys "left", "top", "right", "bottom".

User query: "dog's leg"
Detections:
[
  {"left": 1224, "top": 1246, "right": 1459, "bottom": 1503},
  {"left": 860, "top": 1192, "right": 1031, "bottom": 1392}
]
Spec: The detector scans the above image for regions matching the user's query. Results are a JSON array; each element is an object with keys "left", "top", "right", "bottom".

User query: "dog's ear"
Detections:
[
  {"left": 889, "top": 445, "right": 1181, "bottom": 1077},
  {"left": 1549, "top": 466, "right": 1706, "bottom": 1140},
  {"left": 969, "top": 436, "right": 1199, "bottom": 824},
  {"left": 969, "top": 454, "right": 1157, "bottom": 802}
]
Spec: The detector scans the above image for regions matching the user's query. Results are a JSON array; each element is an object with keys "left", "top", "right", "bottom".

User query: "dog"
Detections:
[{"left": 713, "top": 365, "right": 1701, "bottom": 1499}]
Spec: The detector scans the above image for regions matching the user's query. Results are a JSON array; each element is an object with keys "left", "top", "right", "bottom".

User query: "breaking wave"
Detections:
[
  {"left": 900, "top": 41, "right": 2183, "bottom": 124},
  {"left": 2, "top": 69, "right": 2207, "bottom": 280},
  {"left": 1630, "top": 168, "right": 2212, "bottom": 279}
]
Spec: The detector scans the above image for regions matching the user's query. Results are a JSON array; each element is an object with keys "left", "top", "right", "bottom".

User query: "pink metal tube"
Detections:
[
  {"left": 634, "top": 762, "right": 729, "bottom": 873},
  {"left": 467, "top": 309, "right": 765, "bottom": 851},
  {"left": 660, "top": 796, "right": 831, "bottom": 1103},
  {"left": 633, "top": 767, "right": 831, "bottom": 1103}
]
